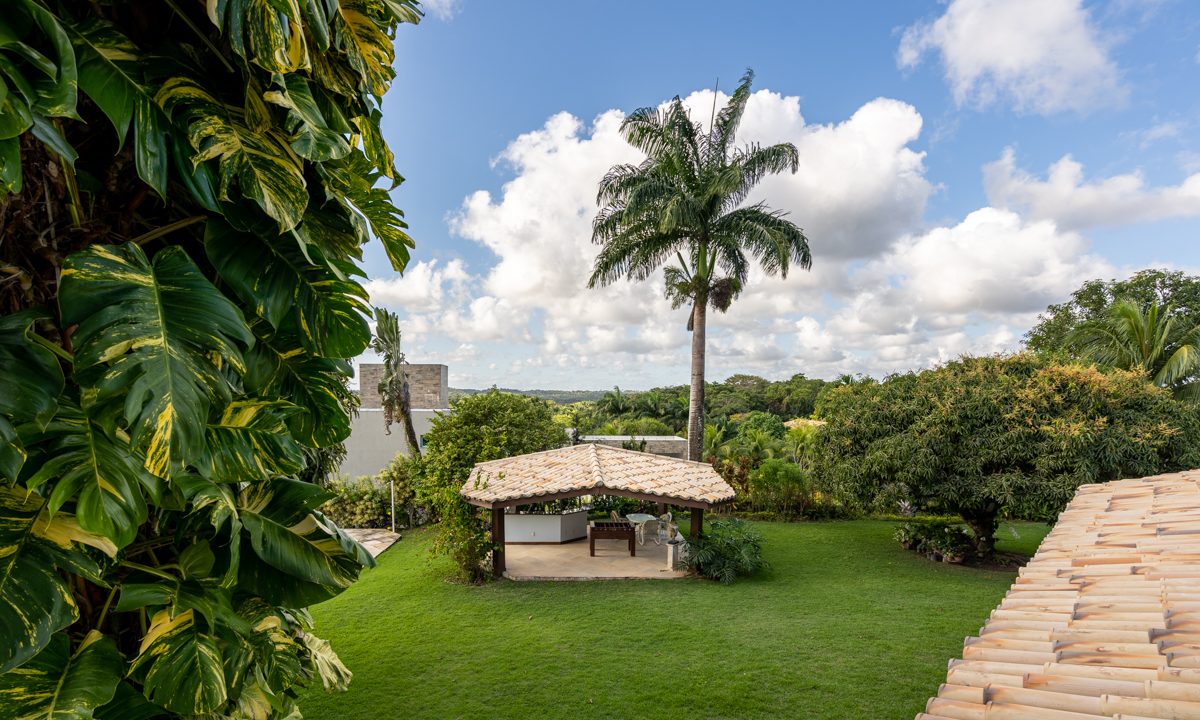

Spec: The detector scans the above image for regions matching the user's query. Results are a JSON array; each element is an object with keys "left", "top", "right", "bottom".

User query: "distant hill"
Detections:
[{"left": 449, "top": 387, "right": 606, "bottom": 404}]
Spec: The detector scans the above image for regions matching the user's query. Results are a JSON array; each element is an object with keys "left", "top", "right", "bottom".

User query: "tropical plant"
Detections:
[
  {"left": 815, "top": 354, "right": 1200, "bottom": 557},
  {"left": 1027, "top": 269, "right": 1200, "bottom": 356},
  {"left": 322, "top": 475, "right": 393, "bottom": 529},
  {"left": 588, "top": 69, "right": 812, "bottom": 461},
  {"left": 418, "top": 390, "right": 565, "bottom": 581},
  {"left": 684, "top": 518, "right": 767, "bottom": 584},
  {"left": 703, "top": 421, "right": 733, "bottom": 461},
  {"left": 596, "top": 385, "right": 634, "bottom": 417},
  {"left": 747, "top": 458, "right": 811, "bottom": 518},
  {"left": 1067, "top": 299, "right": 1200, "bottom": 399},
  {"left": 731, "top": 427, "right": 782, "bottom": 467},
  {"left": 0, "top": 1, "right": 419, "bottom": 716},
  {"left": 372, "top": 307, "right": 422, "bottom": 456}
]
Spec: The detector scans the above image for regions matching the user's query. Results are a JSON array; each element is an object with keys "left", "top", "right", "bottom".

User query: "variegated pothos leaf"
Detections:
[{"left": 59, "top": 243, "right": 252, "bottom": 479}]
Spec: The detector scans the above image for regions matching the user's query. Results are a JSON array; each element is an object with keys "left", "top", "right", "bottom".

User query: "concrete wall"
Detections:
[
  {"left": 338, "top": 408, "right": 446, "bottom": 479},
  {"left": 357, "top": 364, "right": 447, "bottom": 410},
  {"left": 504, "top": 510, "right": 589, "bottom": 543},
  {"left": 579, "top": 435, "right": 689, "bottom": 460}
]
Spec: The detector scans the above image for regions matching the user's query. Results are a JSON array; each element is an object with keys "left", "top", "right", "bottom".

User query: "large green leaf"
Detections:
[
  {"left": 22, "top": 402, "right": 159, "bottom": 548},
  {"left": 93, "top": 682, "right": 166, "bottom": 720},
  {"left": 129, "top": 609, "right": 227, "bottom": 715},
  {"left": 319, "top": 151, "right": 412, "bottom": 272},
  {"left": 0, "top": 309, "right": 64, "bottom": 481},
  {"left": 244, "top": 323, "right": 354, "bottom": 447},
  {"left": 158, "top": 77, "right": 308, "bottom": 232},
  {"left": 65, "top": 17, "right": 169, "bottom": 196},
  {"left": 237, "top": 478, "right": 372, "bottom": 606},
  {"left": 3, "top": 0, "right": 79, "bottom": 120},
  {"left": 206, "top": 220, "right": 371, "bottom": 357},
  {"left": 59, "top": 243, "right": 252, "bottom": 479},
  {"left": 301, "top": 632, "right": 352, "bottom": 692},
  {"left": 332, "top": 0, "right": 395, "bottom": 98},
  {"left": 264, "top": 73, "right": 350, "bottom": 161},
  {"left": 209, "top": 0, "right": 308, "bottom": 74},
  {"left": 202, "top": 400, "right": 305, "bottom": 483},
  {"left": 0, "top": 631, "right": 123, "bottom": 718},
  {"left": 0, "top": 486, "right": 116, "bottom": 674}
]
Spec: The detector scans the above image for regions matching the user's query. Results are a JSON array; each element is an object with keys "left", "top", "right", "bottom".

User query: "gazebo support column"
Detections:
[
  {"left": 492, "top": 507, "right": 506, "bottom": 576},
  {"left": 690, "top": 507, "right": 704, "bottom": 539}
]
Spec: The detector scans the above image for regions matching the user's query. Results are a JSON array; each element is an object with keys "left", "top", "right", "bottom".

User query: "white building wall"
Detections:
[{"left": 337, "top": 408, "right": 446, "bottom": 479}]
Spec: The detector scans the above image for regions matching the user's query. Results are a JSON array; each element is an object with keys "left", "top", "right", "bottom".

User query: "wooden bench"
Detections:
[{"left": 589, "top": 520, "right": 635, "bottom": 557}]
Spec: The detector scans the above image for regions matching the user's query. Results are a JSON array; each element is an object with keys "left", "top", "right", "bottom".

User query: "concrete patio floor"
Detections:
[
  {"left": 503, "top": 538, "right": 687, "bottom": 581},
  {"left": 344, "top": 528, "right": 401, "bottom": 558}
]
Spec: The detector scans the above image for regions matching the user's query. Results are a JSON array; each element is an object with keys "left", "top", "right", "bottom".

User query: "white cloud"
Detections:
[
  {"left": 984, "top": 148, "right": 1200, "bottom": 230},
  {"left": 369, "top": 85, "right": 1137, "bottom": 388},
  {"left": 419, "top": 0, "right": 459, "bottom": 21},
  {"left": 898, "top": 0, "right": 1126, "bottom": 114}
]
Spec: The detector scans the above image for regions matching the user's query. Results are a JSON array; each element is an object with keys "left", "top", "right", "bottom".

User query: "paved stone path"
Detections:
[{"left": 344, "top": 528, "right": 401, "bottom": 558}]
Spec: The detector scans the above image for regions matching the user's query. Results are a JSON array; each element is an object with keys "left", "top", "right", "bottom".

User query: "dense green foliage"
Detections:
[
  {"left": 1068, "top": 299, "right": 1200, "bottom": 398},
  {"left": 321, "top": 477, "right": 393, "bottom": 530},
  {"left": 683, "top": 518, "right": 768, "bottom": 583},
  {"left": 1026, "top": 269, "right": 1200, "bottom": 355},
  {"left": 735, "top": 410, "right": 787, "bottom": 439},
  {"left": 588, "top": 70, "right": 812, "bottom": 461},
  {"left": 419, "top": 390, "right": 565, "bottom": 581},
  {"left": 815, "top": 354, "right": 1200, "bottom": 555},
  {"left": 299, "top": 521, "right": 1048, "bottom": 719},
  {"left": 0, "top": 1, "right": 418, "bottom": 715}
]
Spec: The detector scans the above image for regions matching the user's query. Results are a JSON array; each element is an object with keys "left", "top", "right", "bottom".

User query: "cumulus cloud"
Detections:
[
  {"left": 419, "top": 0, "right": 459, "bottom": 21},
  {"left": 984, "top": 148, "right": 1200, "bottom": 230},
  {"left": 898, "top": 0, "right": 1126, "bottom": 114},
  {"left": 368, "top": 85, "right": 1128, "bottom": 387}
]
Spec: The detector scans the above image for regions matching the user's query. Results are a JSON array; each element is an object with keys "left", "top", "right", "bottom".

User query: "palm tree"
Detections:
[
  {"left": 1068, "top": 298, "right": 1200, "bottom": 399},
  {"left": 596, "top": 385, "right": 634, "bottom": 417},
  {"left": 372, "top": 308, "right": 422, "bottom": 458},
  {"left": 588, "top": 70, "right": 812, "bottom": 461}
]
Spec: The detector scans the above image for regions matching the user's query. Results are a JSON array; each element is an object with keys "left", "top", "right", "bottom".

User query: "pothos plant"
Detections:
[{"left": 0, "top": 0, "right": 419, "bottom": 717}]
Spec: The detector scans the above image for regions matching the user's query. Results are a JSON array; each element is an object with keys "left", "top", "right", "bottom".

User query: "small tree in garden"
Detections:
[
  {"left": 815, "top": 354, "right": 1200, "bottom": 557},
  {"left": 419, "top": 390, "right": 565, "bottom": 581},
  {"left": 0, "top": 1, "right": 419, "bottom": 716},
  {"left": 372, "top": 307, "right": 423, "bottom": 457}
]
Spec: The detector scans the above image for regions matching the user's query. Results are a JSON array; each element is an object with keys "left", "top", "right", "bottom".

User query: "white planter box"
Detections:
[{"left": 504, "top": 509, "right": 588, "bottom": 543}]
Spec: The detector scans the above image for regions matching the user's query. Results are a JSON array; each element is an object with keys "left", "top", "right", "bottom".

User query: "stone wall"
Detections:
[
  {"left": 579, "top": 435, "right": 689, "bottom": 460},
  {"left": 357, "top": 363, "right": 448, "bottom": 410}
]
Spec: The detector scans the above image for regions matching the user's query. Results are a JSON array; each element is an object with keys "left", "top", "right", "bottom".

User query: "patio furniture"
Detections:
[
  {"left": 626, "top": 512, "right": 658, "bottom": 546},
  {"left": 609, "top": 510, "right": 621, "bottom": 522},
  {"left": 588, "top": 520, "right": 635, "bottom": 557}
]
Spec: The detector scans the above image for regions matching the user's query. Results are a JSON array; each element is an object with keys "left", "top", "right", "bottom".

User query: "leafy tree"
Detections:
[
  {"left": 596, "top": 385, "right": 634, "bottom": 416},
  {"left": 419, "top": 390, "right": 565, "bottom": 581},
  {"left": 1027, "top": 269, "right": 1200, "bottom": 355},
  {"left": 594, "top": 416, "right": 676, "bottom": 436},
  {"left": 588, "top": 69, "right": 812, "bottom": 462},
  {"left": 814, "top": 355, "right": 1200, "bottom": 557},
  {"left": 1068, "top": 299, "right": 1200, "bottom": 399},
  {"left": 0, "top": 1, "right": 419, "bottom": 716},
  {"left": 734, "top": 410, "right": 786, "bottom": 439},
  {"left": 372, "top": 307, "right": 422, "bottom": 456},
  {"left": 748, "top": 458, "right": 812, "bottom": 518}
]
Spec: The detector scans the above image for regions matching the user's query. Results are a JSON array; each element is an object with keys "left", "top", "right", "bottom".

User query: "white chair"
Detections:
[
  {"left": 656, "top": 513, "right": 673, "bottom": 544},
  {"left": 636, "top": 518, "right": 659, "bottom": 546}
]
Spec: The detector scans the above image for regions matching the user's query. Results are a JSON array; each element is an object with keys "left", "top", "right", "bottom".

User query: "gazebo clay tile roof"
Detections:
[
  {"left": 918, "top": 469, "right": 1200, "bottom": 720},
  {"left": 460, "top": 443, "right": 735, "bottom": 509}
]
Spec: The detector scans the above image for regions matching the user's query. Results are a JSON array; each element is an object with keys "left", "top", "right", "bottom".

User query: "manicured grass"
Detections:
[{"left": 300, "top": 520, "right": 1050, "bottom": 719}]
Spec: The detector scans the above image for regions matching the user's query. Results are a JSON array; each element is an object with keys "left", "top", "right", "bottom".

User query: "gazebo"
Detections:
[{"left": 460, "top": 443, "right": 735, "bottom": 576}]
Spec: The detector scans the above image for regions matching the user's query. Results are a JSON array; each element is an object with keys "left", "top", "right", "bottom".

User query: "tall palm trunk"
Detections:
[
  {"left": 688, "top": 299, "right": 707, "bottom": 461},
  {"left": 398, "top": 370, "right": 422, "bottom": 459}
]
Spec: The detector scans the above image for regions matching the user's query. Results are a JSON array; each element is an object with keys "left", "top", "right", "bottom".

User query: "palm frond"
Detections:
[{"left": 709, "top": 68, "right": 754, "bottom": 163}]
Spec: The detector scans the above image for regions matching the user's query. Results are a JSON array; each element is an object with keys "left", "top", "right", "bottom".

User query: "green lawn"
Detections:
[{"left": 300, "top": 520, "right": 1049, "bottom": 720}]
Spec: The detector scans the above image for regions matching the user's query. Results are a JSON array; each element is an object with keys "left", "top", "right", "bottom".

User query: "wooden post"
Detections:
[
  {"left": 492, "top": 507, "right": 506, "bottom": 576},
  {"left": 690, "top": 507, "right": 704, "bottom": 539}
]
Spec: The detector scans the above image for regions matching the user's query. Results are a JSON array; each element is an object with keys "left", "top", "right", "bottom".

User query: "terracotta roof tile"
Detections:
[
  {"left": 918, "top": 469, "right": 1200, "bottom": 720},
  {"left": 460, "top": 443, "right": 735, "bottom": 508}
]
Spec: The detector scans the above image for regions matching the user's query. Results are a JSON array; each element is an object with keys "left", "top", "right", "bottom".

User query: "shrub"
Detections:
[
  {"left": 894, "top": 519, "right": 974, "bottom": 562},
  {"left": 594, "top": 416, "right": 676, "bottom": 436},
  {"left": 322, "top": 476, "right": 392, "bottom": 529},
  {"left": 684, "top": 519, "right": 768, "bottom": 583},
  {"left": 747, "top": 459, "right": 811, "bottom": 518},
  {"left": 420, "top": 390, "right": 566, "bottom": 582},
  {"left": 734, "top": 411, "right": 786, "bottom": 439},
  {"left": 591, "top": 495, "right": 644, "bottom": 517}
]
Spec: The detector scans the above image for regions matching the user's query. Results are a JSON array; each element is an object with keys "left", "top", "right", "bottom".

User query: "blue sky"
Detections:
[{"left": 360, "top": 0, "right": 1200, "bottom": 390}]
